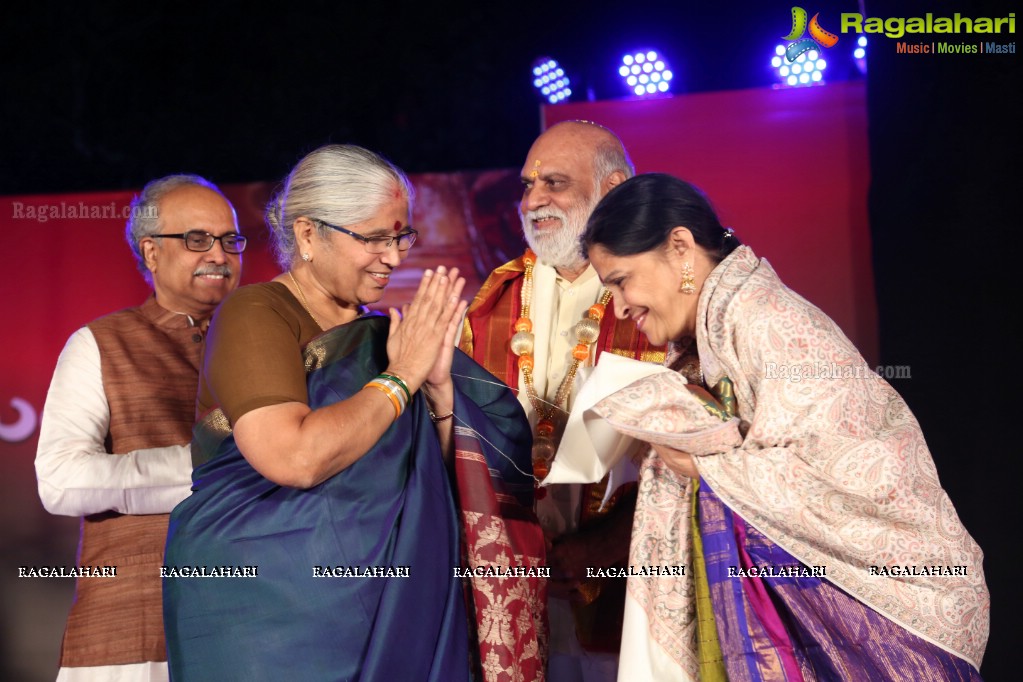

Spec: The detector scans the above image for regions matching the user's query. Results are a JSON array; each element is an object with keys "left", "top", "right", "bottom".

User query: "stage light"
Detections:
[
  {"left": 618, "top": 50, "right": 673, "bottom": 97},
  {"left": 772, "top": 44, "right": 826, "bottom": 87},
  {"left": 854, "top": 36, "right": 867, "bottom": 74},
  {"left": 854, "top": 36, "right": 867, "bottom": 60},
  {"left": 532, "top": 56, "right": 572, "bottom": 104}
]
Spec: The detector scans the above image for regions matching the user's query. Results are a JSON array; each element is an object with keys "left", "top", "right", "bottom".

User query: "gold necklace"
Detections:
[
  {"left": 288, "top": 271, "right": 324, "bottom": 330},
  {"left": 509, "top": 251, "right": 611, "bottom": 482}
]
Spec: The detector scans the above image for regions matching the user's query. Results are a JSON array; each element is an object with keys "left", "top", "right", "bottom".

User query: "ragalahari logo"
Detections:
[{"left": 783, "top": 7, "right": 839, "bottom": 61}]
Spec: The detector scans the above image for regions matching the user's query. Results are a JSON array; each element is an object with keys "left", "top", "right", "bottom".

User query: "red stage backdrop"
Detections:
[
  {"left": 0, "top": 82, "right": 871, "bottom": 680},
  {"left": 544, "top": 80, "right": 876, "bottom": 363}
]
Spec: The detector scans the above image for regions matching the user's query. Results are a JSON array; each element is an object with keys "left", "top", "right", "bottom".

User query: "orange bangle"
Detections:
[
  {"left": 364, "top": 381, "right": 402, "bottom": 421},
  {"left": 377, "top": 372, "right": 412, "bottom": 404}
]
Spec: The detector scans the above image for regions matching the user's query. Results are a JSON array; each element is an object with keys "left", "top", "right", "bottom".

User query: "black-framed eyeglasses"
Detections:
[
  {"left": 319, "top": 220, "right": 418, "bottom": 254},
  {"left": 158, "top": 231, "right": 247, "bottom": 254}
]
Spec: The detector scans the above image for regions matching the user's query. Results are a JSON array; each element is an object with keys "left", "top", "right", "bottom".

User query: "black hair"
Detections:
[{"left": 581, "top": 173, "right": 741, "bottom": 262}]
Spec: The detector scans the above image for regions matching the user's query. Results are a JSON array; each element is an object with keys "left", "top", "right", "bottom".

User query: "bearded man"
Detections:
[{"left": 460, "top": 121, "right": 663, "bottom": 681}]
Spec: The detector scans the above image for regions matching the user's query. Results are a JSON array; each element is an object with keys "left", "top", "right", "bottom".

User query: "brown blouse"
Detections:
[{"left": 197, "top": 282, "right": 323, "bottom": 424}]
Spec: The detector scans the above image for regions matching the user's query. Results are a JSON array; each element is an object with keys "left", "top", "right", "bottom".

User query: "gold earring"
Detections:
[{"left": 679, "top": 262, "right": 696, "bottom": 295}]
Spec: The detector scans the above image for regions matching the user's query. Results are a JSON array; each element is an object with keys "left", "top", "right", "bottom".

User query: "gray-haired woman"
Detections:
[{"left": 163, "top": 144, "right": 546, "bottom": 681}]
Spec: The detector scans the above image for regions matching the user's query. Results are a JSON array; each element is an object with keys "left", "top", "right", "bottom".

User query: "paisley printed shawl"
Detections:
[
  {"left": 593, "top": 373, "right": 738, "bottom": 681},
  {"left": 596, "top": 247, "right": 988, "bottom": 677},
  {"left": 690, "top": 246, "right": 989, "bottom": 668}
]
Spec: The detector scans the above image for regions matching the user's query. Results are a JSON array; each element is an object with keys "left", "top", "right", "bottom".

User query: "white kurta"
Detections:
[{"left": 36, "top": 327, "right": 193, "bottom": 682}]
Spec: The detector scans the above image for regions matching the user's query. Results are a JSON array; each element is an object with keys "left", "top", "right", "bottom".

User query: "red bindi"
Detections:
[{"left": 393, "top": 220, "right": 401, "bottom": 232}]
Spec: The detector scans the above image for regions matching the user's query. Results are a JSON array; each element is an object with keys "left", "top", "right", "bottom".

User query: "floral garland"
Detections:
[{"left": 509, "top": 251, "right": 612, "bottom": 482}]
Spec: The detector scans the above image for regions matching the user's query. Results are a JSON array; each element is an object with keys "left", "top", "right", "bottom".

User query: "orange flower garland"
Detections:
[{"left": 511, "top": 252, "right": 613, "bottom": 483}]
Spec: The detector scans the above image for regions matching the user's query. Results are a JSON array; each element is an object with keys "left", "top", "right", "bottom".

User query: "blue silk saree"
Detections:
[{"left": 163, "top": 316, "right": 545, "bottom": 681}]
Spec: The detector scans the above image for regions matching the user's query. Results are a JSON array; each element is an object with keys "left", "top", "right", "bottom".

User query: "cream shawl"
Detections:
[{"left": 591, "top": 246, "right": 988, "bottom": 677}]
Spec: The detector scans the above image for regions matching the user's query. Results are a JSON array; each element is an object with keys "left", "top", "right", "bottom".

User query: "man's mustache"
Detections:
[{"left": 193, "top": 265, "right": 232, "bottom": 277}]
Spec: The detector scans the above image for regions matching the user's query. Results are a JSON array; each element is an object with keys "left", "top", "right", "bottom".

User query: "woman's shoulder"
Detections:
[
  {"left": 212, "top": 281, "right": 305, "bottom": 331},
  {"left": 713, "top": 249, "right": 810, "bottom": 316},
  {"left": 224, "top": 281, "right": 289, "bottom": 304},
  {"left": 218, "top": 281, "right": 300, "bottom": 313},
  {"left": 719, "top": 252, "right": 860, "bottom": 360}
]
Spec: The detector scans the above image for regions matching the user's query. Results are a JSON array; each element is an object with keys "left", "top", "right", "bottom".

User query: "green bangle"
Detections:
[
  {"left": 378, "top": 372, "right": 412, "bottom": 404},
  {"left": 373, "top": 377, "right": 408, "bottom": 410}
]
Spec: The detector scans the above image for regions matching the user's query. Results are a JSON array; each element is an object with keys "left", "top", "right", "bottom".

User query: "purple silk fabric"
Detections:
[{"left": 697, "top": 479, "right": 982, "bottom": 682}]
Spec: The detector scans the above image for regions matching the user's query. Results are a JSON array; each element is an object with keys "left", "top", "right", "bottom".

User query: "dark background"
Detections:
[
  {"left": 1, "top": 0, "right": 871, "bottom": 193},
  {"left": 2, "top": 0, "right": 1017, "bottom": 679},
  {"left": 866, "top": 2, "right": 1019, "bottom": 680}
]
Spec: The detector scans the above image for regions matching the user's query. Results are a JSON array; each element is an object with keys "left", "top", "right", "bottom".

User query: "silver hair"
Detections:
[
  {"left": 592, "top": 139, "right": 636, "bottom": 185},
  {"left": 124, "top": 174, "right": 222, "bottom": 283},
  {"left": 265, "top": 144, "right": 415, "bottom": 270},
  {"left": 555, "top": 120, "right": 635, "bottom": 185}
]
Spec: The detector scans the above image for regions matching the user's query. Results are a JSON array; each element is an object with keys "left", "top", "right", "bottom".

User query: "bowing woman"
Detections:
[{"left": 580, "top": 172, "right": 988, "bottom": 681}]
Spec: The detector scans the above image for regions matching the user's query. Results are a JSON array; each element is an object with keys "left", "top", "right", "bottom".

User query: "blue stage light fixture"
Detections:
[
  {"left": 854, "top": 36, "right": 867, "bottom": 74},
  {"left": 771, "top": 44, "right": 826, "bottom": 87},
  {"left": 618, "top": 50, "right": 672, "bottom": 97},
  {"left": 532, "top": 57, "right": 572, "bottom": 104}
]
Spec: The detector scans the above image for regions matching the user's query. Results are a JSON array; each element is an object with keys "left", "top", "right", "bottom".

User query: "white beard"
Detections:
[{"left": 521, "top": 194, "right": 599, "bottom": 271}]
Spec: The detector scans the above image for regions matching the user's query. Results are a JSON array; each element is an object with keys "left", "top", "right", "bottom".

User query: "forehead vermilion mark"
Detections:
[
  {"left": 530, "top": 159, "right": 540, "bottom": 179},
  {"left": 393, "top": 220, "right": 402, "bottom": 232}
]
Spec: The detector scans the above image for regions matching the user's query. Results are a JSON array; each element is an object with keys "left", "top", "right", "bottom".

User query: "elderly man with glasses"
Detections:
[{"left": 35, "top": 174, "right": 242, "bottom": 682}]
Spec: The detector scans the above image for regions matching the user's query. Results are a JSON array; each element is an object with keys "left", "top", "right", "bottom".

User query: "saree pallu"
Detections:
[
  {"left": 596, "top": 363, "right": 983, "bottom": 680},
  {"left": 164, "top": 316, "right": 545, "bottom": 681},
  {"left": 697, "top": 479, "right": 983, "bottom": 682},
  {"left": 620, "top": 457, "right": 985, "bottom": 682}
]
